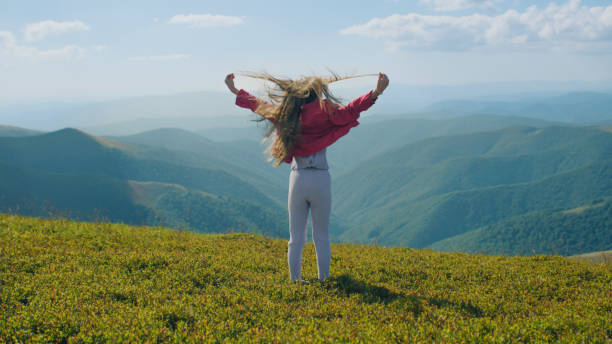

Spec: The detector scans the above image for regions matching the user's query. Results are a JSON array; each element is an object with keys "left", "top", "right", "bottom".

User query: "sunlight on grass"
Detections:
[{"left": 1, "top": 214, "right": 610, "bottom": 342}]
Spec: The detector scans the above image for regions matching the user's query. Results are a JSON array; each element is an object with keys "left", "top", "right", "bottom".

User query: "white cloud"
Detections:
[
  {"left": 0, "top": 31, "right": 16, "bottom": 49},
  {"left": 1, "top": 30, "right": 85, "bottom": 59},
  {"left": 92, "top": 45, "right": 107, "bottom": 52},
  {"left": 420, "top": 0, "right": 502, "bottom": 12},
  {"left": 34, "top": 45, "right": 85, "bottom": 58},
  {"left": 129, "top": 54, "right": 192, "bottom": 62},
  {"left": 341, "top": 0, "right": 612, "bottom": 51},
  {"left": 168, "top": 14, "right": 244, "bottom": 28},
  {"left": 24, "top": 20, "right": 90, "bottom": 42}
]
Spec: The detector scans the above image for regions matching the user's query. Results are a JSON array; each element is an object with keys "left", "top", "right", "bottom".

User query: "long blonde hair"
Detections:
[{"left": 239, "top": 72, "right": 375, "bottom": 166}]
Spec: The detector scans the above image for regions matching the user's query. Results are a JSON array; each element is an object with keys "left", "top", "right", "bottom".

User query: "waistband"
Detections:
[{"left": 290, "top": 167, "right": 330, "bottom": 172}]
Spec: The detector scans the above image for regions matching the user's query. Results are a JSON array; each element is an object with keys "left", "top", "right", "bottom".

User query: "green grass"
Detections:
[{"left": 1, "top": 214, "right": 611, "bottom": 343}]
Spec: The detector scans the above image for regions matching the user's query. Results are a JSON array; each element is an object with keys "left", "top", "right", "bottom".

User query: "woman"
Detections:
[{"left": 225, "top": 72, "right": 389, "bottom": 282}]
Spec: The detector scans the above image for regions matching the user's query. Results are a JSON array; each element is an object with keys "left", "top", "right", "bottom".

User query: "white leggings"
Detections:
[{"left": 287, "top": 168, "right": 331, "bottom": 281}]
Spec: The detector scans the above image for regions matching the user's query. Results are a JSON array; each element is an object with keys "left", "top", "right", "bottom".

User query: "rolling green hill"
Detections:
[
  {"left": 339, "top": 159, "right": 612, "bottom": 247},
  {"left": 198, "top": 126, "right": 264, "bottom": 142},
  {"left": 333, "top": 126, "right": 612, "bottom": 248},
  {"left": 112, "top": 128, "right": 355, "bottom": 237},
  {"left": 0, "top": 128, "right": 276, "bottom": 207},
  {"left": 2, "top": 122, "right": 610, "bottom": 254},
  {"left": 191, "top": 115, "right": 556, "bottom": 175},
  {"left": 335, "top": 126, "right": 612, "bottom": 216},
  {"left": 116, "top": 115, "right": 558, "bottom": 198},
  {"left": 0, "top": 161, "right": 150, "bottom": 223},
  {"left": 324, "top": 115, "right": 555, "bottom": 174},
  {"left": 112, "top": 128, "right": 290, "bottom": 203},
  {"left": 0, "top": 128, "right": 290, "bottom": 236},
  {"left": 1, "top": 214, "right": 609, "bottom": 342},
  {"left": 429, "top": 198, "right": 612, "bottom": 256},
  {"left": 0, "top": 162, "right": 287, "bottom": 237}
]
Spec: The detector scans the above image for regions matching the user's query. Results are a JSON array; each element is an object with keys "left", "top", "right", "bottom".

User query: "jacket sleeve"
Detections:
[
  {"left": 235, "top": 89, "right": 276, "bottom": 123},
  {"left": 328, "top": 91, "right": 377, "bottom": 125},
  {"left": 235, "top": 89, "right": 260, "bottom": 111}
]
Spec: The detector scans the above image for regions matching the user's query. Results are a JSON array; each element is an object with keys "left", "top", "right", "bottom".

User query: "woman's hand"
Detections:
[
  {"left": 373, "top": 73, "right": 389, "bottom": 98},
  {"left": 225, "top": 73, "right": 239, "bottom": 95}
]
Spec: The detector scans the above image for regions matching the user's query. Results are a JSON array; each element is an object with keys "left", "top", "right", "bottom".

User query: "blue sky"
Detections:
[{"left": 1, "top": 0, "right": 612, "bottom": 103}]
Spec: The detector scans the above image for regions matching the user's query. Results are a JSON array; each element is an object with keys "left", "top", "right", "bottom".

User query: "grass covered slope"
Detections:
[
  {"left": 333, "top": 126, "right": 612, "bottom": 247},
  {"left": 0, "top": 128, "right": 291, "bottom": 236},
  {"left": 0, "top": 128, "right": 277, "bottom": 207},
  {"left": 1, "top": 215, "right": 610, "bottom": 343},
  {"left": 0, "top": 162, "right": 287, "bottom": 237}
]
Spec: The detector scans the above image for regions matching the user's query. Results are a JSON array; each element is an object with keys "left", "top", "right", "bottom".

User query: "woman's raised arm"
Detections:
[
  {"left": 227, "top": 73, "right": 277, "bottom": 122},
  {"left": 225, "top": 73, "right": 239, "bottom": 95},
  {"left": 329, "top": 73, "right": 389, "bottom": 125},
  {"left": 371, "top": 73, "right": 389, "bottom": 99}
]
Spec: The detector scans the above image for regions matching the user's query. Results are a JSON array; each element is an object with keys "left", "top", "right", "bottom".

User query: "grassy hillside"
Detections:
[
  {"left": 198, "top": 126, "right": 264, "bottom": 142},
  {"left": 0, "top": 129, "right": 291, "bottom": 236},
  {"left": 110, "top": 128, "right": 358, "bottom": 237},
  {"left": 333, "top": 126, "right": 612, "bottom": 247},
  {"left": 1, "top": 214, "right": 610, "bottom": 343},
  {"left": 325, "top": 115, "right": 555, "bottom": 174},
  {"left": 0, "top": 128, "right": 276, "bottom": 207},
  {"left": 339, "top": 159, "right": 612, "bottom": 247},
  {"left": 335, "top": 126, "right": 612, "bottom": 216},
  {"left": 0, "top": 162, "right": 287, "bottom": 237},
  {"left": 112, "top": 128, "right": 289, "bottom": 203},
  {"left": 191, "top": 115, "right": 555, "bottom": 175},
  {"left": 0, "top": 162, "right": 151, "bottom": 223},
  {"left": 429, "top": 199, "right": 612, "bottom": 256}
]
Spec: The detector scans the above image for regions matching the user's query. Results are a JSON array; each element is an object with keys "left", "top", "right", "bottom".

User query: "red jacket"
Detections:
[{"left": 235, "top": 89, "right": 377, "bottom": 163}]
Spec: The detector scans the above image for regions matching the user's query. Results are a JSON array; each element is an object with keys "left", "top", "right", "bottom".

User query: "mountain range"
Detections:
[
  {"left": 1, "top": 109, "right": 611, "bottom": 255},
  {"left": 431, "top": 198, "right": 612, "bottom": 256},
  {"left": 0, "top": 128, "right": 288, "bottom": 237},
  {"left": 2, "top": 90, "right": 611, "bottom": 135},
  {"left": 331, "top": 125, "right": 612, "bottom": 253},
  {"left": 422, "top": 92, "right": 612, "bottom": 124}
]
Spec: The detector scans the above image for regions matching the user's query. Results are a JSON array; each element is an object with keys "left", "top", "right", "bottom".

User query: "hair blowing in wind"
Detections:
[{"left": 236, "top": 72, "right": 378, "bottom": 166}]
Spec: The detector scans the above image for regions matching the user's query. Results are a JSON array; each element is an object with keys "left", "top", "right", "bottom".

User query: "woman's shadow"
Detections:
[
  {"left": 324, "top": 274, "right": 485, "bottom": 318},
  {"left": 325, "top": 274, "right": 421, "bottom": 308}
]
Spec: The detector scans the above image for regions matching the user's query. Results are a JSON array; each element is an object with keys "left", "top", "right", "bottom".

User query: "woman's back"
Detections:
[{"left": 288, "top": 91, "right": 378, "bottom": 161}]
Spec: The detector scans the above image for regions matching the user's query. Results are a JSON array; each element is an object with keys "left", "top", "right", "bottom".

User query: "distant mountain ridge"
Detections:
[
  {"left": 430, "top": 198, "right": 612, "bottom": 256},
  {"left": 422, "top": 92, "right": 612, "bottom": 124},
  {"left": 0, "top": 128, "right": 274, "bottom": 205},
  {"left": 0, "top": 128, "right": 288, "bottom": 236},
  {"left": 0, "top": 91, "right": 246, "bottom": 132},
  {"left": 110, "top": 127, "right": 290, "bottom": 204},
  {"left": 326, "top": 115, "right": 557, "bottom": 174},
  {"left": 1, "top": 116, "right": 611, "bottom": 254},
  {"left": 0, "top": 125, "right": 43, "bottom": 137},
  {"left": 333, "top": 125, "right": 612, "bottom": 251}
]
